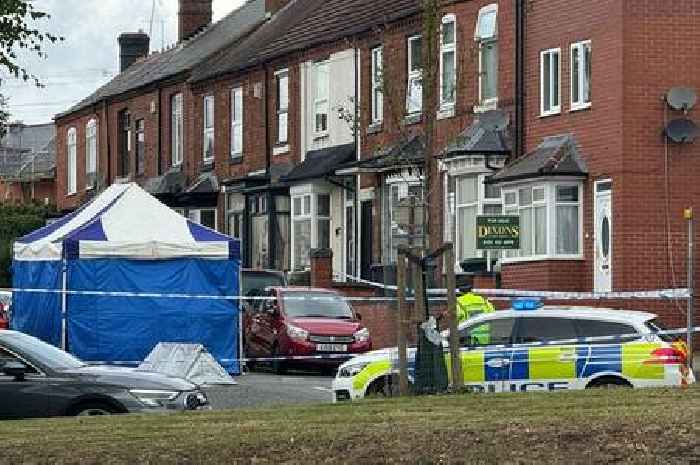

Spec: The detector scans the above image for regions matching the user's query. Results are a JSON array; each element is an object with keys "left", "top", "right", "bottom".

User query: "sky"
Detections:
[{"left": 1, "top": 0, "right": 245, "bottom": 125}]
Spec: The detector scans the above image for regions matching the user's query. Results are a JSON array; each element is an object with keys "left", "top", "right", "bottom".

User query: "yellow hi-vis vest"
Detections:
[{"left": 456, "top": 293, "right": 495, "bottom": 323}]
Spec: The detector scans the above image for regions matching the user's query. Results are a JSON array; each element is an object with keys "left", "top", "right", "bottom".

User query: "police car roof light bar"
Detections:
[{"left": 512, "top": 298, "right": 543, "bottom": 311}]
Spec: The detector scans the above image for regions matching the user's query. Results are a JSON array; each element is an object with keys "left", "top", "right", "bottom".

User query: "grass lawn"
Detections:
[{"left": 1, "top": 386, "right": 698, "bottom": 465}]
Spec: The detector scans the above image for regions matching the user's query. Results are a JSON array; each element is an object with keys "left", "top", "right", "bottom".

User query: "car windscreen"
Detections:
[
  {"left": 645, "top": 319, "right": 675, "bottom": 342},
  {"left": 282, "top": 292, "right": 353, "bottom": 319},
  {"left": 242, "top": 273, "right": 286, "bottom": 296},
  {"left": 3, "top": 333, "right": 85, "bottom": 370}
]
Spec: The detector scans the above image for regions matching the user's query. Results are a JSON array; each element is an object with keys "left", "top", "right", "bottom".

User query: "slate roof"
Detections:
[
  {"left": 56, "top": 0, "right": 266, "bottom": 118},
  {"left": 0, "top": 123, "right": 56, "bottom": 180},
  {"left": 192, "top": 0, "right": 422, "bottom": 83},
  {"left": 441, "top": 110, "right": 512, "bottom": 158},
  {"left": 283, "top": 143, "right": 356, "bottom": 182},
  {"left": 338, "top": 134, "right": 425, "bottom": 174},
  {"left": 488, "top": 134, "right": 588, "bottom": 184}
]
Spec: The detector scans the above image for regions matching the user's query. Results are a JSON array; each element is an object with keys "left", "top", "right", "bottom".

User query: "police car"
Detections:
[{"left": 332, "top": 301, "right": 694, "bottom": 401}]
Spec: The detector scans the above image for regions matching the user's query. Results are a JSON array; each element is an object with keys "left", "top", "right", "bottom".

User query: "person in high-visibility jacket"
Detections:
[{"left": 456, "top": 287, "right": 495, "bottom": 345}]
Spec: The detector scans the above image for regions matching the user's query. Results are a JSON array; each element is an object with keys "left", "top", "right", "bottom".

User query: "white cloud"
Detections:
[{"left": 1, "top": 0, "right": 245, "bottom": 124}]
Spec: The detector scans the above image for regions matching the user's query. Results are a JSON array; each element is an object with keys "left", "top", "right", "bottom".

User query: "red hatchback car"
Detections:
[{"left": 244, "top": 287, "right": 371, "bottom": 374}]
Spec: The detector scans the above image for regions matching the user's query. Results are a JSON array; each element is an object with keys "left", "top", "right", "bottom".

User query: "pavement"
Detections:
[{"left": 204, "top": 371, "right": 334, "bottom": 410}]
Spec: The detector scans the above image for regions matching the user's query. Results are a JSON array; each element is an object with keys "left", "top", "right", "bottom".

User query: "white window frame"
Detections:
[
  {"left": 203, "top": 95, "right": 215, "bottom": 162},
  {"left": 475, "top": 4, "right": 499, "bottom": 110},
  {"left": 385, "top": 176, "right": 424, "bottom": 263},
  {"left": 276, "top": 69, "right": 289, "bottom": 145},
  {"left": 291, "top": 191, "right": 332, "bottom": 271},
  {"left": 501, "top": 181, "right": 584, "bottom": 263},
  {"left": 406, "top": 35, "right": 423, "bottom": 115},
  {"left": 171, "top": 93, "right": 183, "bottom": 166},
  {"left": 371, "top": 46, "right": 384, "bottom": 124},
  {"left": 66, "top": 127, "right": 77, "bottom": 195},
  {"left": 439, "top": 14, "right": 457, "bottom": 111},
  {"left": 85, "top": 119, "right": 97, "bottom": 189},
  {"left": 570, "top": 40, "right": 592, "bottom": 111},
  {"left": 313, "top": 60, "right": 330, "bottom": 137},
  {"left": 188, "top": 208, "right": 218, "bottom": 231},
  {"left": 540, "top": 48, "right": 561, "bottom": 116},
  {"left": 230, "top": 87, "right": 244, "bottom": 158}
]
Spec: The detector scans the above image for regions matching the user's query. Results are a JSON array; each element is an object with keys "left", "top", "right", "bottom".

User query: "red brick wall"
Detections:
[{"left": 501, "top": 260, "right": 587, "bottom": 292}]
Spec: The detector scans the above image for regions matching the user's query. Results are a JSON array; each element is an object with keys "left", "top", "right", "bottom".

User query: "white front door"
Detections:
[{"left": 594, "top": 180, "right": 613, "bottom": 292}]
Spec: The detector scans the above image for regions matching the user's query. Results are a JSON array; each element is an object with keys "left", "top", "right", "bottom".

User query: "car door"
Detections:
[
  {"left": 0, "top": 347, "right": 50, "bottom": 419},
  {"left": 458, "top": 317, "right": 516, "bottom": 393},
  {"left": 250, "top": 291, "right": 279, "bottom": 357},
  {"left": 510, "top": 316, "right": 579, "bottom": 392}
]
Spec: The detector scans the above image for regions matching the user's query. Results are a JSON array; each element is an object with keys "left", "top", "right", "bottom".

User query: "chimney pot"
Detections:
[
  {"left": 118, "top": 32, "right": 150, "bottom": 73},
  {"left": 265, "top": 0, "right": 291, "bottom": 16},
  {"left": 179, "top": 0, "right": 213, "bottom": 42}
]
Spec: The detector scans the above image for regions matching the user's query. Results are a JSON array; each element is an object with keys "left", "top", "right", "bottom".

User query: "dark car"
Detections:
[
  {"left": 245, "top": 287, "right": 371, "bottom": 374},
  {"left": 0, "top": 331, "right": 209, "bottom": 419},
  {"left": 240, "top": 269, "right": 288, "bottom": 346},
  {"left": 0, "top": 292, "right": 10, "bottom": 330}
]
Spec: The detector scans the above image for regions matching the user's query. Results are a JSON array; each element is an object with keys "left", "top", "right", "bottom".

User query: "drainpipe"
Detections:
[
  {"left": 515, "top": 0, "right": 526, "bottom": 159},
  {"left": 354, "top": 46, "right": 361, "bottom": 280},
  {"left": 157, "top": 88, "right": 162, "bottom": 176},
  {"left": 264, "top": 65, "right": 272, "bottom": 269},
  {"left": 104, "top": 98, "right": 112, "bottom": 184}
]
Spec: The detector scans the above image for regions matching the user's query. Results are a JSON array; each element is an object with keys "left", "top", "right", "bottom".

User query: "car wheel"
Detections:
[
  {"left": 271, "top": 343, "right": 287, "bottom": 375},
  {"left": 73, "top": 403, "right": 117, "bottom": 416},
  {"left": 586, "top": 377, "right": 632, "bottom": 389},
  {"left": 366, "top": 375, "right": 402, "bottom": 398}
]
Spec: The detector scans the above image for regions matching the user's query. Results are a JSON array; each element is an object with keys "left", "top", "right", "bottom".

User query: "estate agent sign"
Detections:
[{"left": 476, "top": 216, "right": 520, "bottom": 250}]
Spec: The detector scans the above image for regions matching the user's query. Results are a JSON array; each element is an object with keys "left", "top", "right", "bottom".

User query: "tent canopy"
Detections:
[
  {"left": 12, "top": 183, "right": 241, "bottom": 374},
  {"left": 14, "top": 183, "right": 238, "bottom": 261}
]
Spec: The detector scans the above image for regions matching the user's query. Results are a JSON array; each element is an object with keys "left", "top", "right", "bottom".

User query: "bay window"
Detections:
[
  {"left": 203, "top": 95, "right": 215, "bottom": 162},
  {"left": 475, "top": 4, "right": 498, "bottom": 108},
  {"left": 570, "top": 40, "right": 592, "bottom": 110},
  {"left": 502, "top": 182, "right": 583, "bottom": 261},
  {"left": 440, "top": 15, "right": 456, "bottom": 109},
  {"left": 226, "top": 193, "right": 245, "bottom": 240},
  {"left": 385, "top": 179, "right": 423, "bottom": 263},
  {"left": 188, "top": 208, "right": 217, "bottom": 231},
  {"left": 406, "top": 35, "right": 423, "bottom": 115},
  {"left": 292, "top": 192, "right": 331, "bottom": 271}
]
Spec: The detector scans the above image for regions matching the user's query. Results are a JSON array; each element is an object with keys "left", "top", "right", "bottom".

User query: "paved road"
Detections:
[{"left": 205, "top": 371, "right": 334, "bottom": 410}]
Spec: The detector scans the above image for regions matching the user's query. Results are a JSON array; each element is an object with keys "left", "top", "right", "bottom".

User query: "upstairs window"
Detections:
[
  {"left": 135, "top": 119, "right": 145, "bottom": 176},
  {"left": 540, "top": 48, "right": 561, "bottom": 116},
  {"left": 85, "top": 119, "right": 97, "bottom": 188},
  {"left": 371, "top": 46, "right": 384, "bottom": 124},
  {"left": 475, "top": 4, "right": 498, "bottom": 108},
  {"left": 171, "top": 93, "right": 183, "bottom": 166},
  {"left": 570, "top": 40, "right": 592, "bottom": 110},
  {"left": 231, "top": 87, "right": 243, "bottom": 158},
  {"left": 118, "top": 110, "right": 131, "bottom": 177},
  {"left": 314, "top": 61, "right": 330, "bottom": 136},
  {"left": 406, "top": 35, "right": 423, "bottom": 115},
  {"left": 276, "top": 69, "right": 289, "bottom": 144},
  {"left": 203, "top": 95, "right": 215, "bottom": 162},
  {"left": 440, "top": 15, "right": 457, "bottom": 109},
  {"left": 66, "top": 127, "right": 77, "bottom": 195}
]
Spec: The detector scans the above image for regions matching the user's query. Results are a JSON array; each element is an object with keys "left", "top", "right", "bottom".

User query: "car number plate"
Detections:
[{"left": 316, "top": 344, "right": 348, "bottom": 352}]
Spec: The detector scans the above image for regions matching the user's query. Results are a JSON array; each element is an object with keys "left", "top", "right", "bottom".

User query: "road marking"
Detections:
[{"left": 313, "top": 387, "right": 333, "bottom": 393}]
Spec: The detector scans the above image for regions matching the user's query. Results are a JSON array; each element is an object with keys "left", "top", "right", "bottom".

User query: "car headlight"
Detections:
[
  {"left": 130, "top": 389, "right": 179, "bottom": 407},
  {"left": 287, "top": 324, "right": 309, "bottom": 341},
  {"left": 354, "top": 327, "right": 370, "bottom": 343},
  {"left": 338, "top": 362, "right": 370, "bottom": 378}
]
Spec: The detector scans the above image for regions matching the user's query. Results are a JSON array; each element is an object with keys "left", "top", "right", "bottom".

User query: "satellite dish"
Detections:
[
  {"left": 664, "top": 118, "right": 699, "bottom": 144},
  {"left": 666, "top": 87, "right": 697, "bottom": 112}
]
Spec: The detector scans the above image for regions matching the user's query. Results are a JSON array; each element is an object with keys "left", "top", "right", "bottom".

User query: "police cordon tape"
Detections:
[
  {"left": 88, "top": 326, "right": 700, "bottom": 365},
  {"left": 6, "top": 286, "right": 691, "bottom": 302}
]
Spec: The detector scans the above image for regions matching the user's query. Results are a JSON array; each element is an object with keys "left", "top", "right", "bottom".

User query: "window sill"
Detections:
[
  {"left": 313, "top": 133, "right": 329, "bottom": 142},
  {"left": 228, "top": 156, "right": 243, "bottom": 165},
  {"left": 437, "top": 106, "right": 455, "bottom": 120},
  {"left": 367, "top": 122, "right": 383, "bottom": 135},
  {"left": 539, "top": 109, "right": 561, "bottom": 118},
  {"left": 404, "top": 113, "right": 422, "bottom": 126},
  {"left": 170, "top": 163, "right": 183, "bottom": 172},
  {"left": 66, "top": 191, "right": 78, "bottom": 198},
  {"left": 569, "top": 103, "right": 592, "bottom": 113},
  {"left": 201, "top": 159, "right": 215, "bottom": 172},
  {"left": 474, "top": 99, "right": 498, "bottom": 114},
  {"left": 273, "top": 144, "right": 290, "bottom": 156},
  {"left": 500, "top": 254, "right": 584, "bottom": 265}
]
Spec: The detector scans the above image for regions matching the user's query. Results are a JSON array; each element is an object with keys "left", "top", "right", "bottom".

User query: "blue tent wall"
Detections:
[
  {"left": 67, "top": 258, "right": 240, "bottom": 374},
  {"left": 10, "top": 260, "right": 63, "bottom": 347}
]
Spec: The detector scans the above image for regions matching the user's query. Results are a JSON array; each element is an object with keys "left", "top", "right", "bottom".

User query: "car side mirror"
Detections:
[{"left": 2, "top": 361, "right": 28, "bottom": 381}]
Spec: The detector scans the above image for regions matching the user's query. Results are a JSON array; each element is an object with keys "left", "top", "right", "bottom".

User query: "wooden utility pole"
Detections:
[
  {"left": 445, "top": 244, "right": 462, "bottom": 390},
  {"left": 413, "top": 248, "right": 426, "bottom": 325},
  {"left": 396, "top": 252, "right": 409, "bottom": 395}
]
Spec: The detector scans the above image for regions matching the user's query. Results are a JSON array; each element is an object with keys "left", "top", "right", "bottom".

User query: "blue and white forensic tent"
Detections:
[{"left": 12, "top": 183, "right": 241, "bottom": 374}]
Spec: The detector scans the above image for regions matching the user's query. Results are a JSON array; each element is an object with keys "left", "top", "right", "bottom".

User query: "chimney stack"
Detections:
[
  {"left": 118, "top": 32, "right": 150, "bottom": 73},
  {"left": 179, "top": 0, "right": 213, "bottom": 42},
  {"left": 265, "top": 0, "right": 291, "bottom": 16}
]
